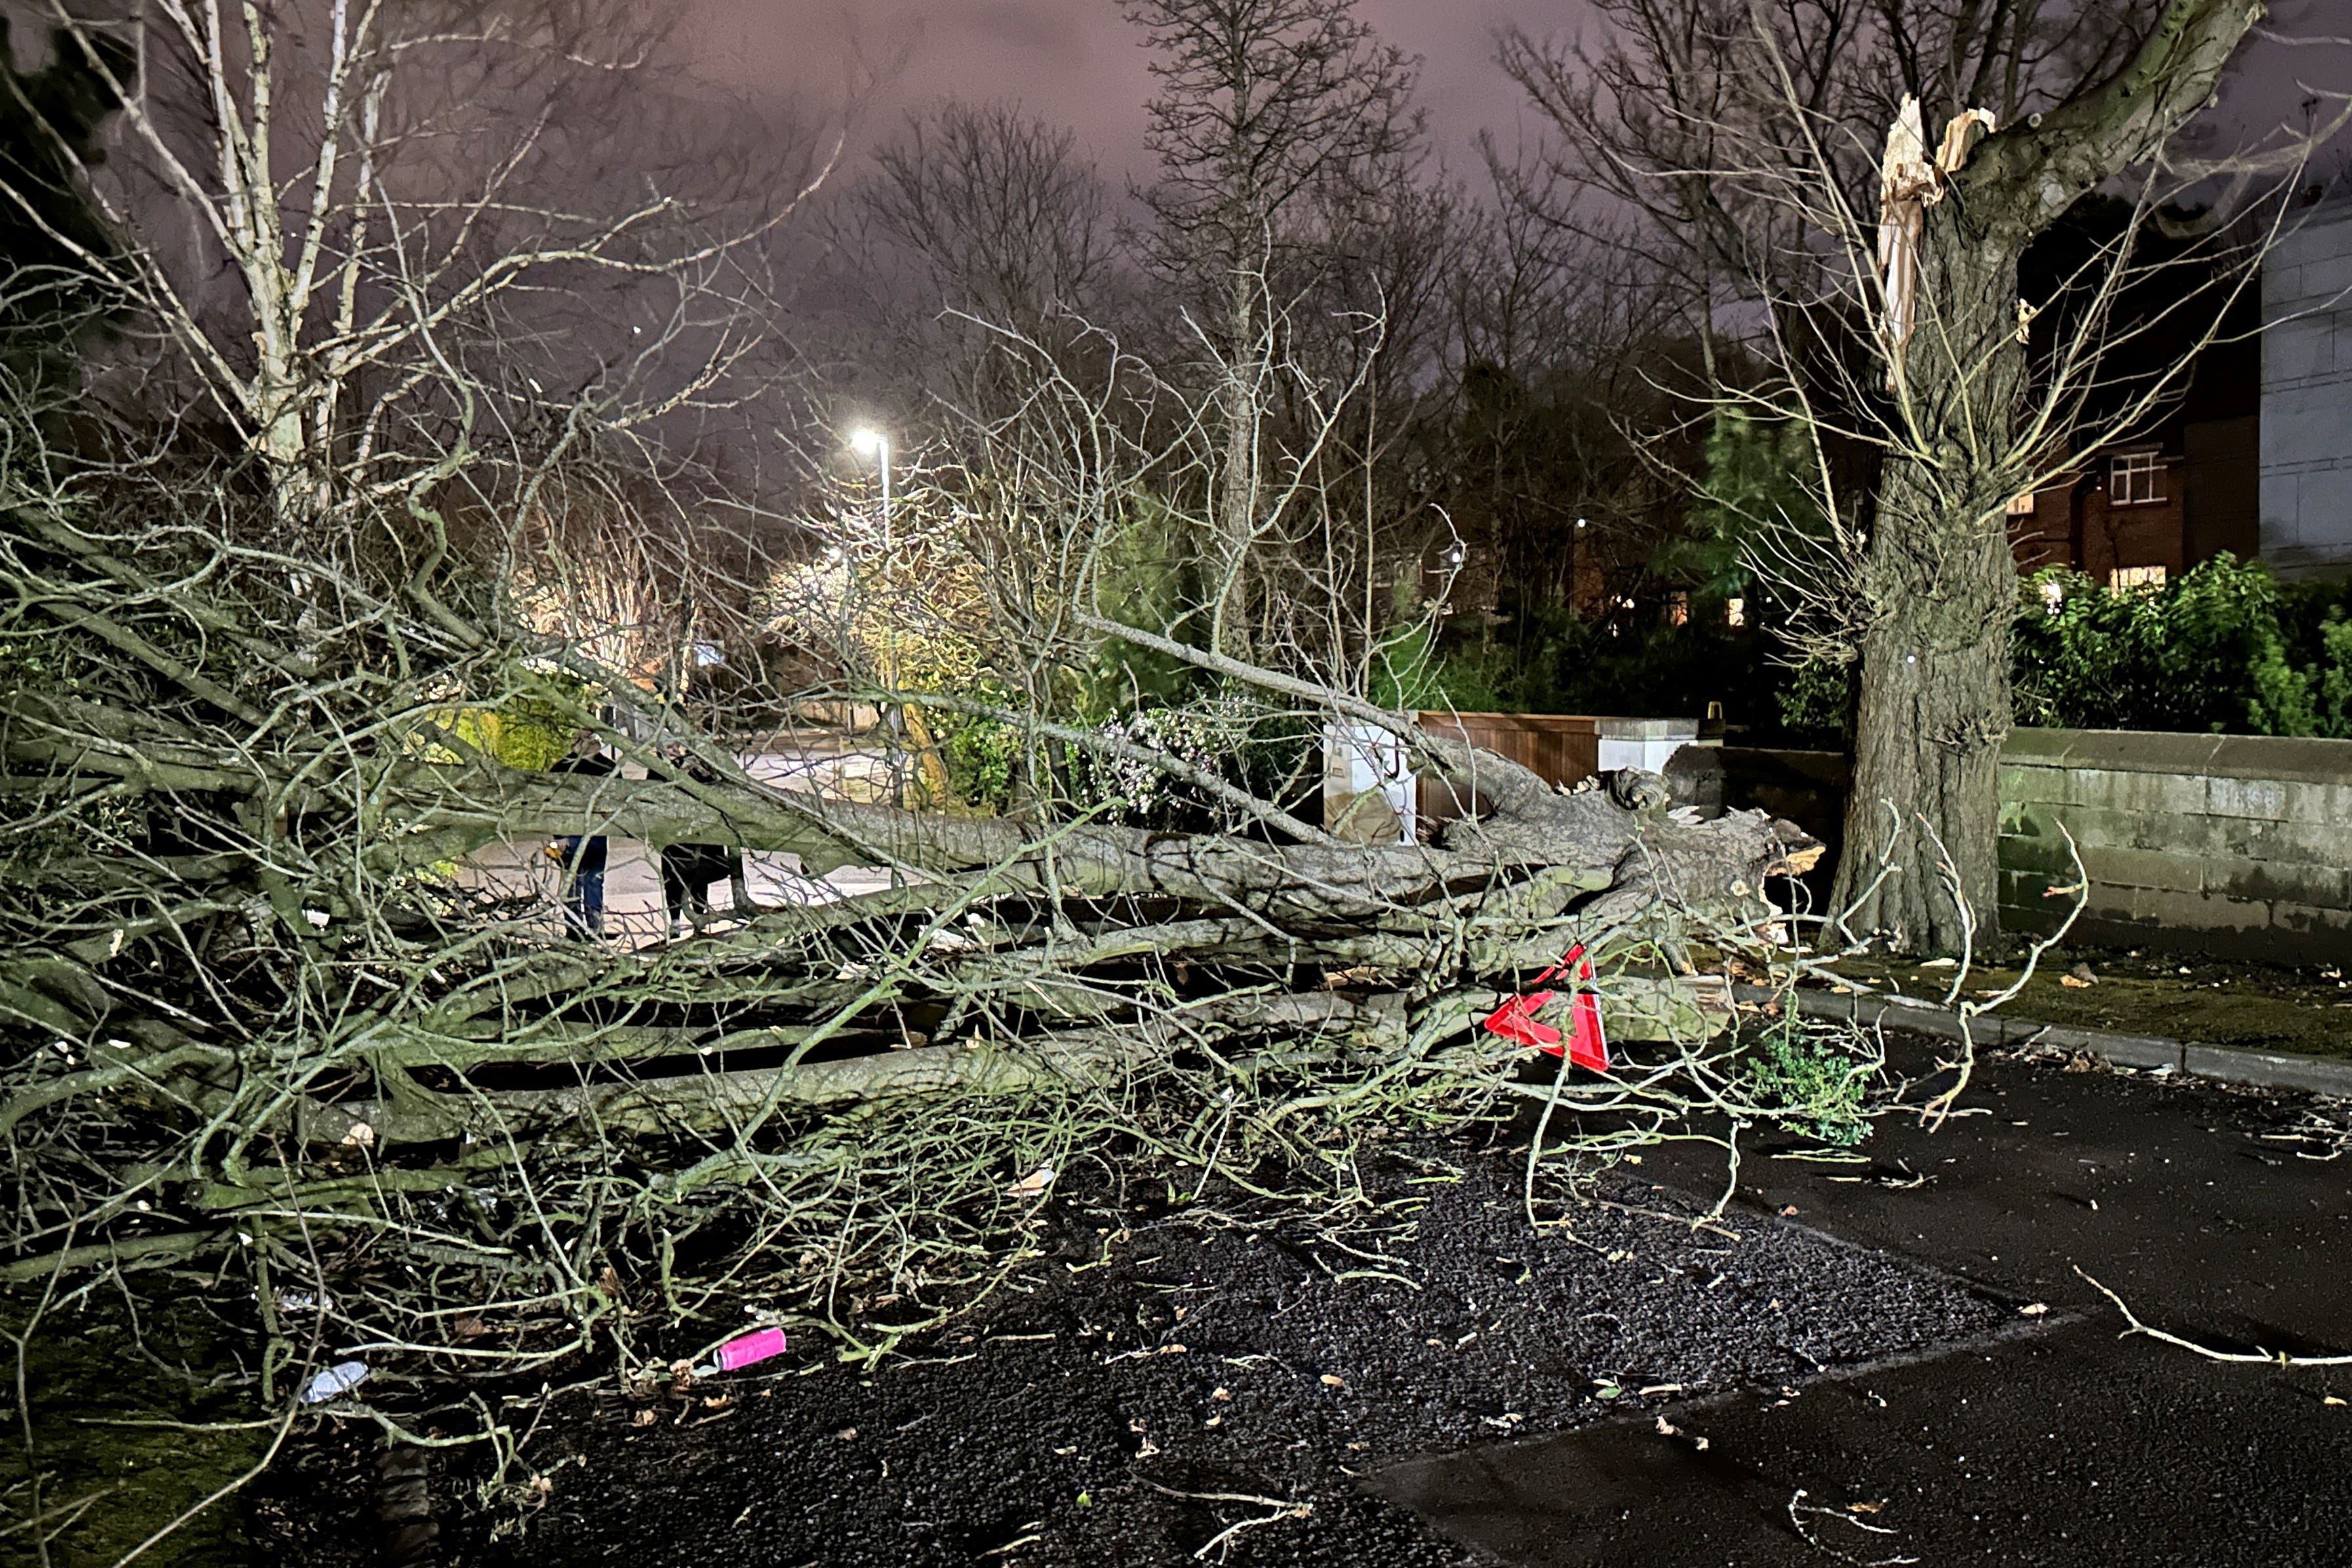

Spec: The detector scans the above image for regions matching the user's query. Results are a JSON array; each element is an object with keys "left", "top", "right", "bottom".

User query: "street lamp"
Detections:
[{"left": 850, "top": 427, "right": 891, "bottom": 549}]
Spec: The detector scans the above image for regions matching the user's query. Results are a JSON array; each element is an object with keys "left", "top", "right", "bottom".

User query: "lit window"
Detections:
[
  {"left": 2005, "top": 492, "right": 2037, "bottom": 517},
  {"left": 1725, "top": 597, "right": 1746, "bottom": 628},
  {"left": 2109, "top": 451, "right": 2164, "bottom": 505},
  {"left": 2109, "top": 564, "right": 2166, "bottom": 593},
  {"left": 1664, "top": 591, "right": 1689, "bottom": 627}
]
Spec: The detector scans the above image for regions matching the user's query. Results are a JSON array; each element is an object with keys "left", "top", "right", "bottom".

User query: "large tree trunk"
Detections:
[
  {"left": 1833, "top": 237, "right": 2024, "bottom": 953},
  {"left": 1212, "top": 259, "right": 1261, "bottom": 661},
  {"left": 1832, "top": 0, "right": 2266, "bottom": 954}
]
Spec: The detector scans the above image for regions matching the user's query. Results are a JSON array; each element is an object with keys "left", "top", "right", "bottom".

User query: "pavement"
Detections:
[
  {"left": 1374, "top": 1046, "right": 2352, "bottom": 1566},
  {"left": 454, "top": 835, "right": 895, "bottom": 945},
  {"left": 451, "top": 749, "right": 900, "bottom": 945},
  {"left": 1757, "top": 983, "right": 2352, "bottom": 1099}
]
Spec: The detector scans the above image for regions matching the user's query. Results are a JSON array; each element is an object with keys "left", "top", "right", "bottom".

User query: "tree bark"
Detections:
[
  {"left": 1833, "top": 232, "right": 2025, "bottom": 952},
  {"left": 1213, "top": 260, "right": 1261, "bottom": 661},
  {"left": 1833, "top": 0, "right": 2265, "bottom": 952}
]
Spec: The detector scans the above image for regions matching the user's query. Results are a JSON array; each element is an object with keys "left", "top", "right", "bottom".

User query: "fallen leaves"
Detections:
[
  {"left": 1654, "top": 1415, "right": 1710, "bottom": 1451},
  {"left": 2019, "top": 1302, "right": 2050, "bottom": 1316}
]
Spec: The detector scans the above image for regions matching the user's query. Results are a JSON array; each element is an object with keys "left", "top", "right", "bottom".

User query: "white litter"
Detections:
[{"left": 300, "top": 1360, "right": 370, "bottom": 1404}]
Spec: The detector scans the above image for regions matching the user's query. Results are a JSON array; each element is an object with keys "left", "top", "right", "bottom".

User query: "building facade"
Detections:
[
  {"left": 2001, "top": 196, "right": 2352, "bottom": 589},
  {"left": 2005, "top": 272, "right": 2262, "bottom": 589},
  {"left": 2260, "top": 199, "right": 2352, "bottom": 578}
]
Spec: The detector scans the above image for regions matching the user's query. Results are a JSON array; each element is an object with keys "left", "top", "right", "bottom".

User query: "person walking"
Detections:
[
  {"left": 656, "top": 747, "right": 747, "bottom": 939},
  {"left": 551, "top": 731, "right": 615, "bottom": 939}
]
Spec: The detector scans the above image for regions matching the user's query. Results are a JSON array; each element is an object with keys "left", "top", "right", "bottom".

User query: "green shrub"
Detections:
[
  {"left": 1738, "top": 1021, "right": 1872, "bottom": 1145},
  {"left": 1775, "top": 656, "right": 1851, "bottom": 735},
  {"left": 934, "top": 707, "right": 1024, "bottom": 812},
  {"left": 2013, "top": 555, "right": 2352, "bottom": 736},
  {"left": 451, "top": 696, "right": 581, "bottom": 771}
]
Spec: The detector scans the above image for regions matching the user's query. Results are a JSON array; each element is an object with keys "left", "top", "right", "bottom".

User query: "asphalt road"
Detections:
[{"left": 1375, "top": 1049, "right": 2352, "bottom": 1566}]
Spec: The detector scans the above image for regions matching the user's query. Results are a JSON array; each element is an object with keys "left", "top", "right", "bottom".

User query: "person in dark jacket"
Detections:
[
  {"left": 656, "top": 748, "right": 747, "bottom": 938},
  {"left": 551, "top": 732, "right": 615, "bottom": 938}
]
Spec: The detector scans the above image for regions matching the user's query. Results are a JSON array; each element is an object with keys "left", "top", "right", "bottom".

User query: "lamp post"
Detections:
[
  {"left": 847, "top": 425, "right": 941, "bottom": 803},
  {"left": 850, "top": 427, "right": 891, "bottom": 550}
]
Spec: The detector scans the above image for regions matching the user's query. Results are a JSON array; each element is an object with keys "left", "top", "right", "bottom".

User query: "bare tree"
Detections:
[
  {"left": 1120, "top": 0, "right": 1426, "bottom": 661},
  {"left": 865, "top": 102, "right": 1121, "bottom": 336},
  {"left": 1434, "top": 160, "right": 1695, "bottom": 628},
  {"left": 1504, "top": 0, "right": 2296, "bottom": 952},
  {"left": 13, "top": 0, "right": 821, "bottom": 581}
]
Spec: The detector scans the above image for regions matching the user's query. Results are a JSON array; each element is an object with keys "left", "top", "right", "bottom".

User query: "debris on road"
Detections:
[{"left": 299, "top": 1361, "right": 370, "bottom": 1405}]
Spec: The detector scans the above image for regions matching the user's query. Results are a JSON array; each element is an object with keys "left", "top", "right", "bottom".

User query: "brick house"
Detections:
[
  {"left": 2007, "top": 192, "right": 2352, "bottom": 590},
  {"left": 2004, "top": 281, "right": 2262, "bottom": 589}
]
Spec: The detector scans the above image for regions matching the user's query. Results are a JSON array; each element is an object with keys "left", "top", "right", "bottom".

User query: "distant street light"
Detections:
[{"left": 850, "top": 427, "right": 892, "bottom": 549}]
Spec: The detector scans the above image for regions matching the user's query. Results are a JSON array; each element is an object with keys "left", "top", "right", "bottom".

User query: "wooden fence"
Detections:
[{"left": 1415, "top": 712, "right": 1603, "bottom": 825}]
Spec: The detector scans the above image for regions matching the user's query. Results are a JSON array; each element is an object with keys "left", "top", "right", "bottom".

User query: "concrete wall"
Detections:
[
  {"left": 2261, "top": 203, "right": 2352, "bottom": 579},
  {"left": 1999, "top": 729, "right": 2352, "bottom": 960},
  {"left": 1709, "top": 733, "right": 2352, "bottom": 959},
  {"left": 1717, "top": 747, "right": 1850, "bottom": 911}
]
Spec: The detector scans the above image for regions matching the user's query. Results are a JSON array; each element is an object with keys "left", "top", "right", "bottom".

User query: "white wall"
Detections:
[{"left": 2261, "top": 203, "right": 2352, "bottom": 578}]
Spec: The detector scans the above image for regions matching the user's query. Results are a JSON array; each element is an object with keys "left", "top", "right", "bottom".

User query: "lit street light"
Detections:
[{"left": 850, "top": 427, "right": 892, "bottom": 549}]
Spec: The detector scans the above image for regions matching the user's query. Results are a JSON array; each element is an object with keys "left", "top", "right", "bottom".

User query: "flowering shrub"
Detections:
[{"left": 1068, "top": 695, "right": 1271, "bottom": 830}]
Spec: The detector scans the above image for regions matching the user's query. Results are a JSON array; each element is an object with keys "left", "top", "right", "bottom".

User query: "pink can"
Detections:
[{"left": 715, "top": 1327, "right": 788, "bottom": 1371}]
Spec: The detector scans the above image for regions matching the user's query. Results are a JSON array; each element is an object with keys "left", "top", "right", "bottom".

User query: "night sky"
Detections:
[
  {"left": 686, "top": 0, "right": 1620, "bottom": 174},
  {"left": 684, "top": 0, "right": 2352, "bottom": 177}
]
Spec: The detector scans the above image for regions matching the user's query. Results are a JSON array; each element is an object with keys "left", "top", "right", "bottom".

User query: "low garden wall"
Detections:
[
  {"left": 1999, "top": 728, "right": 2352, "bottom": 960},
  {"left": 1714, "top": 730, "right": 2352, "bottom": 960}
]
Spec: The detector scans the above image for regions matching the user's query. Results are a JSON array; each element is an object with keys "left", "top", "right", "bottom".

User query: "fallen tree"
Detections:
[
  {"left": 0, "top": 10, "right": 1874, "bottom": 1533},
  {"left": 0, "top": 265, "right": 1913, "bottom": 1531},
  {"left": 1, "top": 474, "right": 1845, "bottom": 1344},
  {"left": 6, "top": 492, "right": 1818, "bottom": 1143}
]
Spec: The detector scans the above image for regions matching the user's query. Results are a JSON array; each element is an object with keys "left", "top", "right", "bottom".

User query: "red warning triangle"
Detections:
[{"left": 1480, "top": 944, "right": 1609, "bottom": 1070}]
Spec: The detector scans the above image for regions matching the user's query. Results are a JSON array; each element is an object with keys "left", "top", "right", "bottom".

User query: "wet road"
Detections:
[{"left": 1375, "top": 1051, "right": 2352, "bottom": 1566}]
